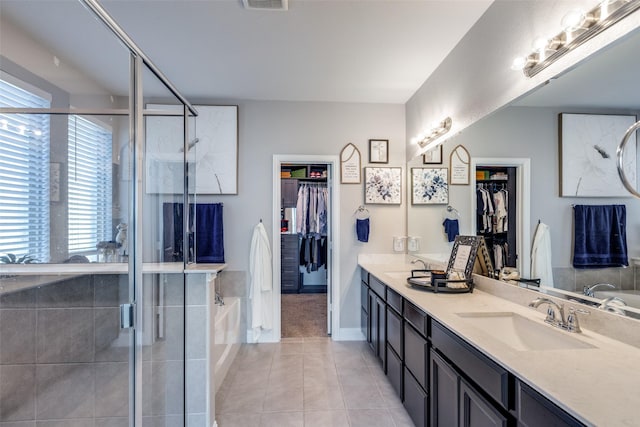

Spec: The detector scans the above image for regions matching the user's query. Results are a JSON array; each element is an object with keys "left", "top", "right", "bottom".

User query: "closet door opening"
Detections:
[{"left": 279, "top": 162, "right": 331, "bottom": 338}]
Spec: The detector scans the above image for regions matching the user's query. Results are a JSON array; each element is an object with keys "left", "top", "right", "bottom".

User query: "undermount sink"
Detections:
[
  {"left": 383, "top": 271, "right": 414, "bottom": 280},
  {"left": 456, "top": 312, "right": 596, "bottom": 351}
]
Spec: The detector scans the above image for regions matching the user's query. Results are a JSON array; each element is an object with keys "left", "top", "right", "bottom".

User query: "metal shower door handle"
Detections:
[{"left": 616, "top": 120, "right": 640, "bottom": 199}]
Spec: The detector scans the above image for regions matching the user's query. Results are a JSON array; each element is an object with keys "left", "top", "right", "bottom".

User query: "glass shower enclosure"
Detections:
[{"left": 0, "top": 1, "right": 199, "bottom": 425}]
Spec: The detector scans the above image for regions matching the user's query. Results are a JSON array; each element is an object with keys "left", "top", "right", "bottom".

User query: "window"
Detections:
[
  {"left": 0, "top": 77, "right": 51, "bottom": 262},
  {"left": 67, "top": 115, "right": 112, "bottom": 254}
]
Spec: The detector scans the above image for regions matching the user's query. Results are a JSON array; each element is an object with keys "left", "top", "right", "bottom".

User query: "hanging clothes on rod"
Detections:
[{"left": 295, "top": 181, "right": 329, "bottom": 272}]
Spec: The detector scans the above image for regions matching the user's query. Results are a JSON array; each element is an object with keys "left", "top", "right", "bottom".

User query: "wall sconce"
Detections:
[
  {"left": 511, "top": 0, "right": 640, "bottom": 77},
  {"left": 412, "top": 117, "right": 452, "bottom": 151}
]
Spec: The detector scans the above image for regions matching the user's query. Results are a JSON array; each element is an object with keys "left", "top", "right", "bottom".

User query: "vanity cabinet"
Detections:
[{"left": 359, "top": 267, "right": 585, "bottom": 427}]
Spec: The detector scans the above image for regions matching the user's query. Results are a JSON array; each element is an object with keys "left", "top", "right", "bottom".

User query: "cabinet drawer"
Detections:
[
  {"left": 361, "top": 281, "right": 369, "bottom": 313},
  {"left": 361, "top": 268, "right": 369, "bottom": 284},
  {"left": 404, "top": 300, "right": 428, "bottom": 337},
  {"left": 386, "top": 344, "right": 403, "bottom": 401},
  {"left": 516, "top": 381, "right": 584, "bottom": 427},
  {"left": 386, "top": 307, "right": 403, "bottom": 358},
  {"left": 369, "top": 275, "right": 386, "bottom": 300},
  {"left": 404, "top": 322, "right": 428, "bottom": 390},
  {"left": 404, "top": 366, "right": 428, "bottom": 427},
  {"left": 431, "top": 321, "right": 510, "bottom": 410},
  {"left": 386, "top": 286, "right": 402, "bottom": 314}
]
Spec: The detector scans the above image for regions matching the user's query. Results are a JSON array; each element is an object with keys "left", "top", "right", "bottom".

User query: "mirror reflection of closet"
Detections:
[{"left": 475, "top": 165, "right": 517, "bottom": 274}]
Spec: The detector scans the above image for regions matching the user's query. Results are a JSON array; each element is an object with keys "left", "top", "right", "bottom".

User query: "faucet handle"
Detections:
[{"left": 566, "top": 307, "right": 589, "bottom": 333}]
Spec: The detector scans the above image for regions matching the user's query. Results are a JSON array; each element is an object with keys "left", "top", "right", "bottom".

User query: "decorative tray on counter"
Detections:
[{"left": 405, "top": 269, "right": 474, "bottom": 294}]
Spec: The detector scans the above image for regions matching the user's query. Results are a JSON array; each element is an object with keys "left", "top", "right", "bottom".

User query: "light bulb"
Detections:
[
  {"left": 561, "top": 9, "right": 586, "bottom": 31},
  {"left": 532, "top": 37, "right": 549, "bottom": 52},
  {"left": 511, "top": 57, "right": 527, "bottom": 70},
  {"left": 33, "top": 129, "right": 42, "bottom": 136}
]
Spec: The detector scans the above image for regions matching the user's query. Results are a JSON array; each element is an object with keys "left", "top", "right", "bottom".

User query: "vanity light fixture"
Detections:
[
  {"left": 511, "top": 0, "right": 640, "bottom": 77},
  {"left": 412, "top": 117, "right": 452, "bottom": 151}
]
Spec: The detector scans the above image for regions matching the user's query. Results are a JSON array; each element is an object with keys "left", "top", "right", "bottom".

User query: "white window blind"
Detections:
[
  {"left": 0, "top": 78, "right": 50, "bottom": 262},
  {"left": 68, "top": 115, "right": 113, "bottom": 254}
]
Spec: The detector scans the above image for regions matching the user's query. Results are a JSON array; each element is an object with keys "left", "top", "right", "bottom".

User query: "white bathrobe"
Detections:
[
  {"left": 531, "top": 222, "right": 554, "bottom": 287},
  {"left": 249, "top": 222, "right": 273, "bottom": 341}
]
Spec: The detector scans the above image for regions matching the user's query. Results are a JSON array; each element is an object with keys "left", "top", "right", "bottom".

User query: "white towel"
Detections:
[
  {"left": 249, "top": 222, "right": 273, "bottom": 341},
  {"left": 531, "top": 222, "right": 554, "bottom": 287}
]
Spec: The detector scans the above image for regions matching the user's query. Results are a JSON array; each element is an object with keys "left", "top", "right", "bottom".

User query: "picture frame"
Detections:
[
  {"left": 369, "top": 139, "right": 389, "bottom": 164},
  {"left": 145, "top": 104, "right": 239, "bottom": 194},
  {"left": 340, "top": 143, "right": 361, "bottom": 184},
  {"left": 446, "top": 235, "right": 494, "bottom": 279},
  {"left": 422, "top": 145, "right": 443, "bottom": 164},
  {"left": 449, "top": 144, "right": 470, "bottom": 185},
  {"left": 559, "top": 113, "right": 637, "bottom": 197},
  {"left": 411, "top": 167, "right": 448, "bottom": 205},
  {"left": 364, "top": 167, "right": 402, "bottom": 204}
]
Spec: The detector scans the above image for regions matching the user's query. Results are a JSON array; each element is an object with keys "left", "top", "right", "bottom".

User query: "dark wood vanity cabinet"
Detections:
[{"left": 359, "top": 267, "right": 585, "bottom": 427}]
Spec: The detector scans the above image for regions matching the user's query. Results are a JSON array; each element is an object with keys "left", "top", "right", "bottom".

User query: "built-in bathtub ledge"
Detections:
[{"left": 0, "top": 262, "right": 227, "bottom": 296}]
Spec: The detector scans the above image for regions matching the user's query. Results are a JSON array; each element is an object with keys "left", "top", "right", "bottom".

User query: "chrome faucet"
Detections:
[
  {"left": 598, "top": 296, "right": 627, "bottom": 315},
  {"left": 583, "top": 283, "right": 616, "bottom": 297},
  {"left": 528, "top": 297, "right": 566, "bottom": 329},
  {"left": 411, "top": 258, "right": 428, "bottom": 270}
]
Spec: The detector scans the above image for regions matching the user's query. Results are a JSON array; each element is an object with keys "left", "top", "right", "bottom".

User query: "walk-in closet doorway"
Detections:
[{"left": 271, "top": 155, "right": 341, "bottom": 341}]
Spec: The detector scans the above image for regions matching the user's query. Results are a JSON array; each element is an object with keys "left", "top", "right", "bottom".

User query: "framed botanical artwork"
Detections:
[
  {"left": 364, "top": 167, "right": 401, "bottom": 204},
  {"left": 411, "top": 167, "right": 448, "bottom": 205},
  {"left": 340, "top": 143, "right": 361, "bottom": 184},
  {"left": 369, "top": 139, "right": 389, "bottom": 163},
  {"left": 559, "top": 113, "right": 637, "bottom": 197},
  {"left": 422, "top": 145, "right": 443, "bottom": 164}
]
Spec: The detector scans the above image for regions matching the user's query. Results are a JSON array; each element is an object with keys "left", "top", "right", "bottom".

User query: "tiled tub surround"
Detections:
[
  {"left": 359, "top": 255, "right": 640, "bottom": 427},
  {"left": 0, "top": 273, "right": 196, "bottom": 426},
  {"left": 0, "top": 274, "right": 131, "bottom": 425}
]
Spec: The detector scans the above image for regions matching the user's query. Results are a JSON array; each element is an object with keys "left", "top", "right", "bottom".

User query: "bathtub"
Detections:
[{"left": 213, "top": 296, "right": 241, "bottom": 392}]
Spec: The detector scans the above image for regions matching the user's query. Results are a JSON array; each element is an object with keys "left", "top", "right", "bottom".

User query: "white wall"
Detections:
[
  {"left": 193, "top": 100, "right": 406, "bottom": 330},
  {"left": 409, "top": 105, "right": 640, "bottom": 268},
  {"left": 405, "top": 1, "right": 640, "bottom": 159}
]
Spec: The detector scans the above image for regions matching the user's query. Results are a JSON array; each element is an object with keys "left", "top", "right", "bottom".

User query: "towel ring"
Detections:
[{"left": 617, "top": 120, "right": 640, "bottom": 199}]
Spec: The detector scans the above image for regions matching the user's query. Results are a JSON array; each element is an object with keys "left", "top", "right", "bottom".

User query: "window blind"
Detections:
[
  {"left": 0, "top": 78, "right": 50, "bottom": 262},
  {"left": 68, "top": 115, "right": 113, "bottom": 254}
]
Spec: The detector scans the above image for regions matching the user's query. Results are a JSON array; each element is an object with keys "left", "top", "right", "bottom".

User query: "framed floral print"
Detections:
[
  {"left": 364, "top": 167, "right": 402, "bottom": 204},
  {"left": 411, "top": 167, "right": 448, "bottom": 205}
]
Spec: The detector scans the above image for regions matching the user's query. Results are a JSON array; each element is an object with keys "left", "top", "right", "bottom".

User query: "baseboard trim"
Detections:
[{"left": 333, "top": 327, "right": 366, "bottom": 341}]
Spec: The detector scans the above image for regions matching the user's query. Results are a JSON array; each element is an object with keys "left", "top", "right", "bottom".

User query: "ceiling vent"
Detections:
[{"left": 242, "top": 0, "right": 288, "bottom": 11}]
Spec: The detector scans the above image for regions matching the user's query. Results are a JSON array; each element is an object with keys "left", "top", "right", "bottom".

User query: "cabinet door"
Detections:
[
  {"left": 404, "top": 367, "right": 428, "bottom": 427},
  {"left": 375, "top": 294, "right": 386, "bottom": 369},
  {"left": 386, "top": 343, "right": 403, "bottom": 400},
  {"left": 516, "top": 381, "right": 584, "bottom": 427},
  {"left": 431, "top": 350, "right": 459, "bottom": 427},
  {"left": 386, "top": 306, "right": 402, "bottom": 358},
  {"left": 404, "top": 322, "right": 428, "bottom": 390},
  {"left": 459, "top": 378, "right": 508, "bottom": 427},
  {"left": 368, "top": 289, "right": 376, "bottom": 349}
]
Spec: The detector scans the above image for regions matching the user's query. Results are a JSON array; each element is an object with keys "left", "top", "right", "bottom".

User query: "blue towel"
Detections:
[
  {"left": 195, "top": 203, "right": 225, "bottom": 263},
  {"left": 443, "top": 218, "right": 459, "bottom": 242},
  {"left": 163, "top": 203, "right": 225, "bottom": 263},
  {"left": 573, "top": 204, "right": 627, "bottom": 268},
  {"left": 356, "top": 218, "right": 369, "bottom": 243}
]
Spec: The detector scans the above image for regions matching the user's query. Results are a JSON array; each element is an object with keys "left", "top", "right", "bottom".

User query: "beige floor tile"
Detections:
[
  {"left": 275, "top": 342, "right": 304, "bottom": 355},
  {"left": 341, "top": 384, "right": 386, "bottom": 409},
  {"left": 303, "top": 386, "right": 345, "bottom": 410},
  {"left": 267, "top": 368, "right": 304, "bottom": 390},
  {"left": 229, "top": 367, "right": 270, "bottom": 392},
  {"left": 217, "top": 387, "right": 266, "bottom": 414},
  {"left": 388, "top": 407, "right": 416, "bottom": 427},
  {"left": 332, "top": 340, "right": 368, "bottom": 354},
  {"left": 337, "top": 366, "right": 377, "bottom": 388},
  {"left": 377, "top": 380, "right": 404, "bottom": 409},
  {"left": 263, "top": 386, "right": 303, "bottom": 412},
  {"left": 348, "top": 409, "right": 396, "bottom": 427},
  {"left": 303, "top": 367, "right": 340, "bottom": 389},
  {"left": 303, "top": 340, "right": 332, "bottom": 354},
  {"left": 303, "top": 352, "right": 335, "bottom": 367},
  {"left": 216, "top": 412, "right": 262, "bottom": 427},
  {"left": 304, "top": 410, "right": 350, "bottom": 427},
  {"left": 259, "top": 411, "right": 304, "bottom": 427}
]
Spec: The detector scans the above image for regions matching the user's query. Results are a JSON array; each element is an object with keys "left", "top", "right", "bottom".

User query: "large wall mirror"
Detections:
[{"left": 407, "top": 26, "right": 640, "bottom": 319}]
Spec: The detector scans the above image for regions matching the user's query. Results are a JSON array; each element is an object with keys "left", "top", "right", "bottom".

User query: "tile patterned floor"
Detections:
[{"left": 215, "top": 338, "right": 415, "bottom": 427}]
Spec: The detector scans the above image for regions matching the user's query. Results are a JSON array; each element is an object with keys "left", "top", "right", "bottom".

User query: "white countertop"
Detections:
[{"left": 359, "top": 259, "right": 640, "bottom": 427}]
